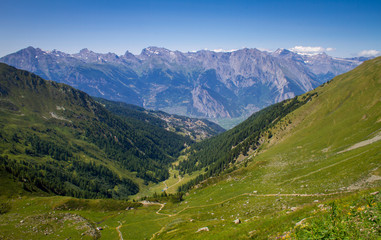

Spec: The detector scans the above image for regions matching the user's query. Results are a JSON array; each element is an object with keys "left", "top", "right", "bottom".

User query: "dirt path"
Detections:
[
  {"left": 166, "top": 176, "right": 183, "bottom": 192},
  {"left": 338, "top": 132, "right": 381, "bottom": 154},
  {"left": 116, "top": 221, "right": 124, "bottom": 240},
  {"left": 280, "top": 150, "right": 369, "bottom": 185},
  {"left": 140, "top": 201, "right": 170, "bottom": 216},
  {"left": 148, "top": 190, "right": 352, "bottom": 239},
  {"left": 155, "top": 203, "right": 167, "bottom": 215},
  {"left": 163, "top": 181, "right": 168, "bottom": 191},
  {"left": 151, "top": 191, "right": 350, "bottom": 217},
  {"left": 150, "top": 226, "right": 166, "bottom": 240},
  {"left": 162, "top": 176, "right": 183, "bottom": 192}
]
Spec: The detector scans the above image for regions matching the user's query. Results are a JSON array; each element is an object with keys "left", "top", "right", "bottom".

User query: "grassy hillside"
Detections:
[
  {"left": 0, "top": 57, "right": 380, "bottom": 239},
  {"left": 176, "top": 91, "right": 318, "bottom": 192},
  {"left": 149, "top": 56, "right": 381, "bottom": 239},
  {"left": 122, "top": 56, "right": 380, "bottom": 239},
  {"left": 0, "top": 63, "right": 192, "bottom": 199}
]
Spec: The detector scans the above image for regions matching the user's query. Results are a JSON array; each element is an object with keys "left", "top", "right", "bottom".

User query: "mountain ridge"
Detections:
[
  {"left": 94, "top": 97, "right": 225, "bottom": 141},
  {"left": 0, "top": 62, "right": 195, "bottom": 198},
  {"left": 0, "top": 46, "right": 367, "bottom": 125}
]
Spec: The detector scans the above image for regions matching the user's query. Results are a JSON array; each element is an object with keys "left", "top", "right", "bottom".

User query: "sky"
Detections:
[{"left": 1, "top": 0, "right": 380, "bottom": 58}]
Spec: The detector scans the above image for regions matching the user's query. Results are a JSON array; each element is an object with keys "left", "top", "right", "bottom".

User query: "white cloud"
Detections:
[
  {"left": 358, "top": 49, "right": 380, "bottom": 57},
  {"left": 212, "top": 48, "right": 238, "bottom": 53},
  {"left": 290, "top": 46, "right": 335, "bottom": 55}
]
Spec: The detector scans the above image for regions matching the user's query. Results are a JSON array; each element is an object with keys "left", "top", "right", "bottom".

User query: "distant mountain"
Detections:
[
  {"left": 0, "top": 46, "right": 365, "bottom": 123},
  {"left": 0, "top": 63, "right": 193, "bottom": 199}
]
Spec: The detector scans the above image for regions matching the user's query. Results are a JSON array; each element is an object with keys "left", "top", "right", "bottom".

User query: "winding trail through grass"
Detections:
[
  {"left": 140, "top": 201, "right": 170, "bottom": 216},
  {"left": 150, "top": 226, "right": 166, "bottom": 240},
  {"left": 147, "top": 190, "right": 352, "bottom": 239},
  {"left": 279, "top": 150, "right": 369, "bottom": 185},
  {"left": 162, "top": 176, "right": 183, "bottom": 192},
  {"left": 116, "top": 221, "right": 124, "bottom": 240},
  {"left": 149, "top": 191, "right": 353, "bottom": 218},
  {"left": 166, "top": 176, "right": 183, "bottom": 192},
  {"left": 163, "top": 181, "right": 168, "bottom": 191},
  {"left": 337, "top": 131, "right": 381, "bottom": 154}
]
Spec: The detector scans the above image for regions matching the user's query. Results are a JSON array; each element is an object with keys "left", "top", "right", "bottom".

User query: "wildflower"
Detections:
[{"left": 357, "top": 206, "right": 365, "bottom": 211}]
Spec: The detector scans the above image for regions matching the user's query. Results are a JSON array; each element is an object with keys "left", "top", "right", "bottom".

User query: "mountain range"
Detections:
[{"left": 0, "top": 47, "right": 367, "bottom": 127}]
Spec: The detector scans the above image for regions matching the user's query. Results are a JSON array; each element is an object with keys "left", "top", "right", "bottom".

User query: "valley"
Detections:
[
  {"left": 0, "top": 55, "right": 380, "bottom": 239},
  {"left": 2, "top": 0, "right": 380, "bottom": 238}
]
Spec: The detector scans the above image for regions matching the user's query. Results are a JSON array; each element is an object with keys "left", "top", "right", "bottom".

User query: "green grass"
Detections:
[
  {"left": 133, "top": 158, "right": 205, "bottom": 199},
  {"left": 289, "top": 191, "right": 381, "bottom": 239}
]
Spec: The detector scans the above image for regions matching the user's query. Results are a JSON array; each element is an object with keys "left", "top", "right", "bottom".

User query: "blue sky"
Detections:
[{"left": 1, "top": 0, "right": 380, "bottom": 57}]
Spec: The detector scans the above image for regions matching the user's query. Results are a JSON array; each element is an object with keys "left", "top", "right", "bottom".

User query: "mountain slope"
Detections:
[
  {"left": 94, "top": 97, "right": 225, "bottom": 141},
  {"left": 178, "top": 56, "right": 381, "bottom": 190},
  {"left": 0, "top": 63, "right": 192, "bottom": 199},
  {"left": 177, "top": 92, "right": 318, "bottom": 188},
  {"left": 0, "top": 47, "right": 364, "bottom": 123},
  {"left": 158, "top": 57, "right": 380, "bottom": 239}
]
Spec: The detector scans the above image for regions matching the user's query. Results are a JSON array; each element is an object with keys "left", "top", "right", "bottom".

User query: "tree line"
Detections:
[{"left": 177, "top": 93, "right": 318, "bottom": 192}]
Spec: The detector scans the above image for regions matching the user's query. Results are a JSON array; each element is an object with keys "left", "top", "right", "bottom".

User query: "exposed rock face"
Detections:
[
  {"left": 0, "top": 46, "right": 366, "bottom": 120},
  {"left": 192, "top": 86, "right": 231, "bottom": 118}
]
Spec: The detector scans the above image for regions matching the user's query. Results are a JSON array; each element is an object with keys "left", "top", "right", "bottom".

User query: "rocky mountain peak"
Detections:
[
  {"left": 123, "top": 50, "right": 135, "bottom": 58},
  {"left": 140, "top": 47, "right": 171, "bottom": 56},
  {"left": 71, "top": 49, "right": 120, "bottom": 63},
  {"left": 273, "top": 48, "right": 293, "bottom": 56},
  {"left": 0, "top": 46, "right": 366, "bottom": 121},
  {"left": 310, "top": 52, "right": 330, "bottom": 60},
  {"left": 78, "top": 48, "right": 91, "bottom": 55},
  {"left": 74, "top": 48, "right": 97, "bottom": 59},
  {"left": 20, "top": 46, "right": 46, "bottom": 56}
]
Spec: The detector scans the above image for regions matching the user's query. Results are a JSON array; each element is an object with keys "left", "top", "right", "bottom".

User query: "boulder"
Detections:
[
  {"left": 234, "top": 219, "right": 241, "bottom": 224},
  {"left": 196, "top": 227, "right": 209, "bottom": 232}
]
